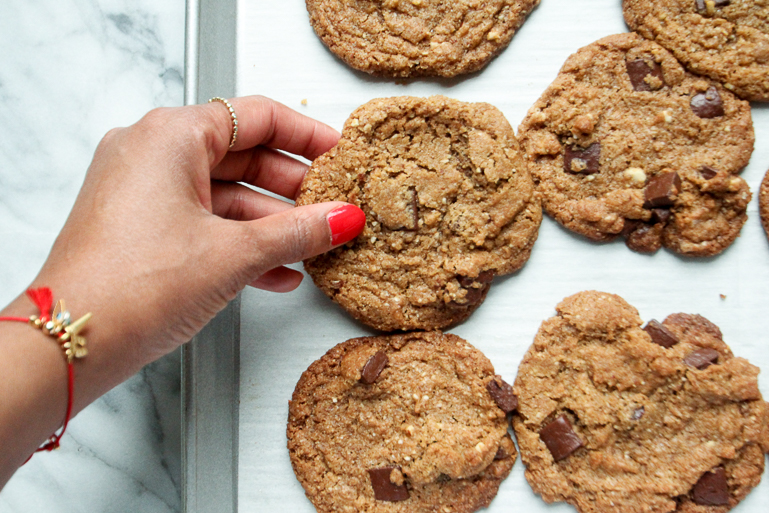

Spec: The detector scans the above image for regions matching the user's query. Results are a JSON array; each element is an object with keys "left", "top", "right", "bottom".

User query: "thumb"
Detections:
[{"left": 237, "top": 202, "right": 365, "bottom": 280}]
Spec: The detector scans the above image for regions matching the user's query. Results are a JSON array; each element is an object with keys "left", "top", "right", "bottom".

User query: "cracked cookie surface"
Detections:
[
  {"left": 623, "top": 0, "right": 769, "bottom": 101},
  {"left": 513, "top": 290, "right": 769, "bottom": 513},
  {"left": 518, "top": 33, "right": 753, "bottom": 257},
  {"left": 287, "top": 331, "right": 516, "bottom": 512},
  {"left": 297, "top": 95, "right": 541, "bottom": 332},
  {"left": 305, "top": 0, "right": 540, "bottom": 77}
]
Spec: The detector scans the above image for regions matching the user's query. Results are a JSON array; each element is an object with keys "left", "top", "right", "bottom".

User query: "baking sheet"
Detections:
[
  {"left": 235, "top": 0, "right": 769, "bottom": 511},
  {"left": 183, "top": 1, "right": 239, "bottom": 512}
]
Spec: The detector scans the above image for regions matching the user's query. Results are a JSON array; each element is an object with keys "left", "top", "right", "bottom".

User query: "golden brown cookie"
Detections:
[
  {"left": 297, "top": 96, "right": 541, "bottom": 332},
  {"left": 287, "top": 331, "right": 517, "bottom": 512},
  {"left": 305, "top": 0, "right": 540, "bottom": 77},
  {"left": 518, "top": 33, "right": 753, "bottom": 257},
  {"left": 623, "top": 0, "right": 769, "bottom": 102},
  {"left": 761, "top": 168, "right": 769, "bottom": 239},
  {"left": 513, "top": 291, "right": 769, "bottom": 513}
]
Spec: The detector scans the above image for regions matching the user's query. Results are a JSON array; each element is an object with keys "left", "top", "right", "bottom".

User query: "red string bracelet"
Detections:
[{"left": 0, "top": 287, "right": 91, "bottom": 457}]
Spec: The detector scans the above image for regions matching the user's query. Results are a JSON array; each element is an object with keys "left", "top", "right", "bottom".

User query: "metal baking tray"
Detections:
[
  {"left": 183, "top": 1, "right": 239, "bottom": 512},
  {"left": 184, "top": 0, "right": 769, "bottom": 511}
]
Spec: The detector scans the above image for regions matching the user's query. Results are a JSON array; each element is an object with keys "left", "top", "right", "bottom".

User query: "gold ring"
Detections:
[{"left": 208, "top": 97, "right": 238, "bottom": 149}]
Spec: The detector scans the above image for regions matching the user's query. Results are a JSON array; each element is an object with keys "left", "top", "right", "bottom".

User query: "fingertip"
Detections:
[
  {"left": 248, "top": 266, "right": 304, "bottom": 293},
  {"left": 327, "top": 204, "right": 366, "bottom": 246}
]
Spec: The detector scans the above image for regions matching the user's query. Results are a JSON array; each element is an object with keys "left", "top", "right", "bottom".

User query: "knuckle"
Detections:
[
  {"left": 101, "top": 127, "right": 123, "bottom": 144},
  {"left": 285, "top": 209, "right": 318, "bottom": 263},
  {"left": 139, "top": 107, "right": 173, "bottom": 129},
  {"left": 94, "top": 127, "right": 124, "bottom": 155}
]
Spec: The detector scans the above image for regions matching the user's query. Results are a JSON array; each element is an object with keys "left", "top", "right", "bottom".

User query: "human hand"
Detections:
[{"left": 9, "top": 95, "right": 364, "bottom": 407}]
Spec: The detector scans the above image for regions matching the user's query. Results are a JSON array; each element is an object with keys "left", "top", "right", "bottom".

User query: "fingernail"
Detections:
[{"left": 328, "top": 204, "right": 366, "bottom": 246}]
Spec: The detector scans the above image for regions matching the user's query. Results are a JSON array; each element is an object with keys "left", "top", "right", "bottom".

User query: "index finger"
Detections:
[{"left": 209, "top": 95, "right": 340, "bottom": 160}]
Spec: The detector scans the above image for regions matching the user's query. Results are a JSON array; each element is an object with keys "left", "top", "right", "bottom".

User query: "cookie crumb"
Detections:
[{"left": 301, "top": 98, "right": 308, "bottom": 105}]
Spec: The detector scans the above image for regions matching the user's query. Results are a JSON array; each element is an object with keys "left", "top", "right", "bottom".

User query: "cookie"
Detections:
[
  {"left": 305, "top": 0, "right": 540, "bottom": 77},
  {"left": 512, "top": 291, "right": 769, "bottom": 513},
  {"left": 761, "top": 168, "right": 769, "bottom": 239},
  {"left": 297, "top": 96, "right": 541, "bottom": 332},
  {"left": 287, "top": 331, "right": 517, "bottom": 512},
  {"left": 518, "top": 33, "right": 753, "bottom": 257},
  {"left": 623, "top": 0, "right": 769, "bottom": 102}
]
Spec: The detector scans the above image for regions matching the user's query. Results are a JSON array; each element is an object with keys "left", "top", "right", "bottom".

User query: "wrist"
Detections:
[{"left": 0, "top": 297, "right": 70, "bottom": 479}]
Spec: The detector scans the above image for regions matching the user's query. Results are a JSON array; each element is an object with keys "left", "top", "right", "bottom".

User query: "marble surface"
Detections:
[{"left": 0, "top": 1, "right": 184, "bottom": 511}]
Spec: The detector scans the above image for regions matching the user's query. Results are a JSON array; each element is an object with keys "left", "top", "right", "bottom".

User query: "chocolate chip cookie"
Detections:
[
  {"left": 518, "top": 33, "right": 753, "bottom": 257},
  {"left": 287, "top": 331, "right": 517, "bottom": 512},
  {"left": 297, "top": 96, "right": 541, "bottom": 332},
  {"left": 761, "top": 168, "right": 769, "bottom": 239},
  {"left": 512, "top": 291, "right": 769, "bottom": 513},
  {"left": 623, "top": 0, "right": 769, "bottom": 102},
  {"left": 305, "top": 0, "right": 540, "bottom": 77}
]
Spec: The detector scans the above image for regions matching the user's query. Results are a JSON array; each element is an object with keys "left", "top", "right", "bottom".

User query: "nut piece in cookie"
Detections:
[
  {"left": 298, "top": 96, "right": 541, "bottom": 331},
  {"left": 513, "top": 291, "right": 769, "bottom": 513},
  {"left": 624, "top": 0, "right": 769, "bottom": 101},
  {"left": 305, "top": 0, "right": 541, "bottom": 77},
  {"left": 287, "top": 331, "right": 516, "bottom": 513},
  {"left": 518, "top": 33, "right": 753, "bottom": 257}
]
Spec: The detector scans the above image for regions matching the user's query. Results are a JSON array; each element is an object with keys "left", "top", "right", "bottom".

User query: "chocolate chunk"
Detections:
[
  {"left": 643, "top": 319, "right": 679, "bottom": 348},
  {"left": 477, "top": 270, "right": 495, "bottom": 284},
  {"left": 621, "top": 218, "right": 642, "bottom": 237},
  {"left": 454, "top": 286, "right": 486, "bottom": 307},
  {"left": 624, "top": 221, "right": 664, "bottom": 253},
  {"left": 454, "top": 271, "right": 494, "bottom": 307},
  {"left": 643, "top": 172, "right": 682, "bottom": 209},
  {"left": 627, "top": 59, "right": 664, "bottom": 91},
  {"left": 494, "top": 439, "right": 514, "bottom": 460},
  {"left": 691, "top": 87, "right": 725, "bottom": 118},
  {"left": 563, "top": 143, "right": 600, "bottom": 174},
  {"left": 696, "top": 0, "right": 731, "bottom": 13},
  {"left": 457, "top": 270, "right": 494, "bottom": 288},
  {"left": 692, "top": 467, "right": 730, "bottom": 506},
  {"left": 457, "top": 276, "right": 475, "bottom": 288},
  {"left": 699, "top": 165, "right": 719, "bottom": 180},
  {"left": 539, "top": 415, "right": 584, "bottom": 461},
  {"left": 486, "top": 376, "right": 518, "bottom": 414},
  {"left": 650, "top": 208, "right": 672, "bottom": 225},
  {"left": 361, "top": 351, "right": 388, "bottom": 384},
  {"left": 368, "top": 467, "right": 409, "bottom": 502},
  {"left": 684, "top": 347, "right": 720, "bottom": 370}
]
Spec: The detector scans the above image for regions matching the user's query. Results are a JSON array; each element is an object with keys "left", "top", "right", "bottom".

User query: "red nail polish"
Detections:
[{"left": 328, "top": 205, "right": 366, "bottom": 246}]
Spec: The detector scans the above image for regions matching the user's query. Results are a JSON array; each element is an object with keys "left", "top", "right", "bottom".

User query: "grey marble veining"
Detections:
[{"left": 0, "top": 0, "right": 184, "bottom": 511}]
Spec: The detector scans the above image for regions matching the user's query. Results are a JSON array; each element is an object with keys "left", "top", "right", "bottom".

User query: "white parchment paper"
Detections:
[{"left": 236, "top": 0, "right": 769, "bottom": 510}]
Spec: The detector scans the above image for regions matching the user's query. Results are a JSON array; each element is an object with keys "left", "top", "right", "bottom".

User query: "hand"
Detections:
[{"left": 4, "top": 95, "right": 365, "bottom": 408}]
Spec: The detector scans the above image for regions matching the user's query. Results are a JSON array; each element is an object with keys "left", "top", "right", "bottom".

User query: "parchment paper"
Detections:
[{"left": 235, "top": 0, "right": 769, "bottom": 510}]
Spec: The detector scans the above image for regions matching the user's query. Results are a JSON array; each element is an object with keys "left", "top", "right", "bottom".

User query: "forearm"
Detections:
[
  {"left": 0, "top": 296, "right": 70, "bottom": 488},
  {"left": 0, "top": 282, "right": 148, "bottom": 489}
]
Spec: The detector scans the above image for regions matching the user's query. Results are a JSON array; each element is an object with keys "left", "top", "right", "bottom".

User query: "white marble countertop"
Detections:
[{"left": 0, "top": 1, "right": 184, "bottom": 511}]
